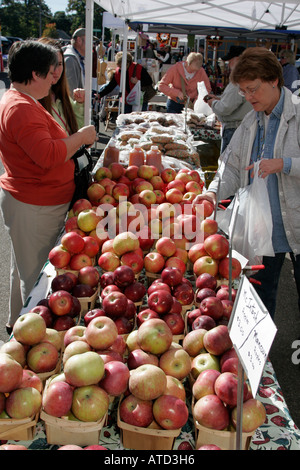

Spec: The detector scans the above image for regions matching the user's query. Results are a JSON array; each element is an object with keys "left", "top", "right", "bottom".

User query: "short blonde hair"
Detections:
[
  {"left": 186, "top": 52, "right": 203, "bottom": 68},
  {"left": 115, "top": 51, "right": 133, "bottom": 67},
  {"left": 279, "top": 49, "right": 296, "bottom": 65}
]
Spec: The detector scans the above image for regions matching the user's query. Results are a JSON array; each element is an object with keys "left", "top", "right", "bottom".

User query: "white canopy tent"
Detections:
[{"left": 84, "top": 0, "right": 300, "bottom": 121}]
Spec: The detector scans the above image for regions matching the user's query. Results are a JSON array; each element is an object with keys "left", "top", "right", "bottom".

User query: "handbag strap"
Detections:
[{"left": 180, "top": 75, "right": 187, "bottom": 100}]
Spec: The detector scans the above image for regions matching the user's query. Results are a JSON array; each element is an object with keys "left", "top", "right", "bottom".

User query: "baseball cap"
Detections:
[
  {"left": 222, "top": 46, "right": 245, "bottom": 61},
  {"left": 72, "top": 28, "right": 86, "bottom": 39}
]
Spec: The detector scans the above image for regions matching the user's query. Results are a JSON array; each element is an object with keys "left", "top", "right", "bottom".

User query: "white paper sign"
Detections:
[{"left": 229, "top": 275, "right": 277, "bottom": 397}]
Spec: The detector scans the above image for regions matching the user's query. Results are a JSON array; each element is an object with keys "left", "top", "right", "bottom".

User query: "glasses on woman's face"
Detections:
[{"left": 238, "top": 81, "right": 261, "bottom": 98}]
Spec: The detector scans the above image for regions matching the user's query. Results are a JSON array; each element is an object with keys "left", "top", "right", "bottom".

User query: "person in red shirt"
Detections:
[
  {"left": 0, "top": 40, "right": 96, "bottom": 333},
  {"left": 98, "top": 51, "right": 153, "bottom": 112}
]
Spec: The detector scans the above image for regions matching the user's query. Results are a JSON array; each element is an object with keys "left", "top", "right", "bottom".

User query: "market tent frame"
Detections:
[{"left": 83, "top": 0, "right": 300, "bottom": 120}]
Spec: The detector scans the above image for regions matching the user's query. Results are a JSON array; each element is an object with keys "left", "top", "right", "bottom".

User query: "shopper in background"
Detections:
[
  {"left": 279, "top": 49, "right": 300, "bottom": 94},
  {"left": 206, "top": 45, "right": 252, "bottom": 152},
  {"left": 192, "top": 47, "right": 300, "bottom": 320},
  {"left": 98, "top": 51, "right": 153, "bottom": 113},
  {"left": 39, "top": 38, "right": 84, "bottom": 134},
  {"left": 158, "top": 52, "right": 211, "bottom": 113},
  {"left": 0, "top": 40, "right": 96, "bottom": 333},
  {"left": 64, "top": 28, "right": 86, "bottom": 95}
]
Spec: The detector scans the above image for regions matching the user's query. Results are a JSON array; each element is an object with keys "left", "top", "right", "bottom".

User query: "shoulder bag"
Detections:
[{"left": 69, "top": 145, "right": 93, "bottom": 210}]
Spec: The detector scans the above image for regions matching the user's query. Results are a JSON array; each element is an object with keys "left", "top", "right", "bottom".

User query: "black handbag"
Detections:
[
  {"left": 133, "top": 64, "right": 157, "bottom": 103},
  {"left": 69, "top": 146, "right": 93, "bottom": 209}
]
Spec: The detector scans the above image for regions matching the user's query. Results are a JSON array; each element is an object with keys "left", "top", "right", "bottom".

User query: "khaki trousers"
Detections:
[{"left": 0, "top": 189, "right": 69, "bottom": 326}]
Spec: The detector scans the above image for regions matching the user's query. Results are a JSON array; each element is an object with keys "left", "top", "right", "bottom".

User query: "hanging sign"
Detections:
[{"left": 229, "top": 275, "right": 277, "bottom": 397}]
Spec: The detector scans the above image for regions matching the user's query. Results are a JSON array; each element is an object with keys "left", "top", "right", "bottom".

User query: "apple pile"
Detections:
[
  {"left": 119, "top": 318, "right": 190, "bottom": 431},
  {"left": 2, "top": 312, "right": 62, "bottom": 375},
  {"left": 49, "top": 228, "right": 100, "bottom": 272},
  {"left": 144, "top": 236, "right": 188, "bottom": 276},
  {"left": 42, "top": 351, "right": 110, "bottom": 422},
  {"left": 0, "top": 350, "right": 43, "bottom": 420},
  {"left": 137, "top": 267, "right": 194, "bottom": 336},
  {"left": 98, "top": 230, "right": 145, "bottom": 275},
  {"left": 186, "top": 272, "right": 237, "bottom": 332},
  {"left": 31, "top": 268, "right": 100, "bottom": 332},
  {"left": 190, "top": 231, "right": 242, "bottom": 281}
]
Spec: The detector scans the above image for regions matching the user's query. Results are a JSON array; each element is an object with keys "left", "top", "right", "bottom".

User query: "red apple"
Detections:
[
  {"left": 61, "top": 231, "right": 85, "bottom": 254},
  {"left": 87, "top": 182, "right": 106, "bottom": 205},
  {"left": 100, "top": 271, "right": 115, "bottom": 288},
  {"left": 53, "top": 315, "right": 76, "bottom": 331},
  {"left": 200, "top": 218, "right": 218, "bottom": 237},
  {"left": 163, "top": 375, "right": 186, "bottom": 401},
  {"left": 203, "top": 325, "right": 233, "bottom": 356},
  {"left": 137, "top": 308, "right": 160, "bottom": 326},
  {"left": 148, "top": 290, "right": 174, "bottom": 314},
  {"left": 123, "top": 299, "right": 136, "bottom": 320},
  {"left": 27, "top": 342, "right": 59, "bottom": 373},
  {"left": 173, "top": 282, "right": 195, "bottom": 306},
  {"left": 188, "top": 243, "right": 207, "bottom": 264},
  {"left": 159, "top": 348, "right": 191, "bottom": 381},
  {"left": 78, "top": 266, "right": 100, "bottom": 288},
  {"left": 0, "top": 353, "right": 23, "bottom": 393},
  {"left": 192, "top": 315, "right": 216, "bottom": 332},
  {"left": 82, "top": 236, "right": 100, "bottom": 258},
  {"left": 102, "top": 291, "right": 128, "bottom": 318},
  {"left": 120, "top": 252, "right": 144, "bottom": 274},
  {"left": 163, "top": 312, "right": 185, "bottom": 335},
  {"left": 231, "top": 398, "right": 266, "bottom": 433},
  {"left": 153, "top": 395, "right": 189, "bottom": 430},
  {"left": 204, "top": 234, "right": 229, "bottom": 260},
  {"left": 119, "top": 394, "right": 154, "bottom": 427},
  {"left": 113, "top": 265, "right": 135, "bottom": 288},
  {"left": 196, "top": 288, "right": 216, "bottom": 304},
  {"left": 72, "top": 284, "right": 95, "bottom": 298},
  {"left": 69, "top": 253, "right": 93, "bottom": 271},
  {"left": 114, "top": 317, "right": 133, "bottom": 335},
  {"left": 161, "top": 168, "right": 176, "bottom": 183},
  {"left": 30, "top": 305, "right": 54, "bottom": 328},
  {"left": 193, "top": 256, "right": 219, "bottom": 277},
  {"left": 137, "top": 318, "right": 173, "bottom": 355},
  {"left": 214, "top": 371, "right": 248, "bottom": 407},
  {"left": 193, "top": 199, "right": 214, "bottom": 218},
  {"left": 48, "top": 245, "right": 71, "bottom": 269},
  {"left": 129, "top": 364, "right": 167, "bottom": 400},
  {"left": 42, "top": 380, "right": 73, "bottom": 417},
  {"left": 144, "top": 252, "right": 165, "bottom": 273},
  {"left": 147, "top": 279, "right": 171, "bottom": 295},
  {"left": 72, "top": 198, "right": 92, "bottom": 216},
  {"left": 127, "top": 349, "right": 159, "bottom": 370},
  {"left": 199, "top": 296, "right": 224, "bottom": 321},
  {"left": 84, "top": 308, "right": 106, "bottom": 326},
  {"left": 19, "top": 369, "right": 43, "bottom": 393},
  {"left": 192, "top": 369, "right": 221, "bottom": 400},
  {"left": 124, "top": 281, "right": 146, "bottom": 303},
  {"left": 196, "top": 272, "right": 217, "bottom": 291},
  {"left": 161, "top": 266, "right": 183, "bottom": 288},
  {"left": 84, "top": 316, "right": 118, "bottom": 350},
  {"left": 218, "top": 257, "right": 242, "bottom": 280},
  {"left": 194, "top": 394, "right": 230, "bottom": 430},
  {"left": 98, "top": 252, "right": 120, "bottom": 272},
  {"left": 182, "top": 328, "right": 206, "bottom": 357},
  {"left": 99, "top": 361, "right": 130, "bottom": 396}
]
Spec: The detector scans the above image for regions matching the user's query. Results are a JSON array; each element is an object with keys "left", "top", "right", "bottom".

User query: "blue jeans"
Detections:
[
  {"left": 221, "top": 128, "right": 236, "bottom": 153},
  {"left": 166, "top": 99, "right": 184, "bottom": 114},
  {"left": 251, "top": 252, "right": 300, "bottom": 319}
]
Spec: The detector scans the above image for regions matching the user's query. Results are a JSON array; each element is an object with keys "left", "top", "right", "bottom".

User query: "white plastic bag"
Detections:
[
  {"left": 217, "top": 162, "right": 275, "bottom": 265},
  {"left": 194, "top": 81, "right": 212, "bottom": 116},
  {"left": 126, "top": 81, "right": 142, "bottom": 111}
]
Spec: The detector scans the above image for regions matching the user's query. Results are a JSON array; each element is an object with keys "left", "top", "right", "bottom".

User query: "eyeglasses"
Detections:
[{"left": 238, "top": 82, "right": 261, "bottom": 98}]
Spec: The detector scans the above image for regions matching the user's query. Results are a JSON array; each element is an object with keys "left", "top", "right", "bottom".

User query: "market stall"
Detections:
[{"left": 0, "top": 110, "right": 300, "bottom": 452}]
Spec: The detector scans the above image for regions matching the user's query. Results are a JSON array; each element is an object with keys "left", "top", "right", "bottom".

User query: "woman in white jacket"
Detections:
[{"left": 193, "top": 47, "right": 300, "bottom": 320}]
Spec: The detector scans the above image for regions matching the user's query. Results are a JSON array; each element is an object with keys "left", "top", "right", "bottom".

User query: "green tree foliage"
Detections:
[{"left": 0, "top": 0, "right": 105, "bottom": 40}]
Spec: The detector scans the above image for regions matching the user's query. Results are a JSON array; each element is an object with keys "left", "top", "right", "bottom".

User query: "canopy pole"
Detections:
[
  {"left": 84, "top": 0, "right": 94, "bottom": 126},
  {"left": 120, "top": 22, "right": 129, "bottom": 115}
]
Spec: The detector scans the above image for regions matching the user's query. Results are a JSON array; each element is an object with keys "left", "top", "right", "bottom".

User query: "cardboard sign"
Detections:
[{"left": 229, "top": 275, "right": 277, "bottom": 397}]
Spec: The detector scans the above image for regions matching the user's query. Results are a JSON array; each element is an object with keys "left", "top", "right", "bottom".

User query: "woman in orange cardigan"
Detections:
[{"left": 158, "top": 52, "right": 211, "bottom": 113}]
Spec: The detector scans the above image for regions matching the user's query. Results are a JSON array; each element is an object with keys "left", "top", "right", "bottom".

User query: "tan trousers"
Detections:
[{"left": 0, "top": 189, "right": 69, "bottom": 326}]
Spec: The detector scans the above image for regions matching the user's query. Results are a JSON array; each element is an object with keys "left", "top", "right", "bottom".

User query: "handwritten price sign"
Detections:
[{"left": 229, "top": 275, "right": 277, "bottom": 397}]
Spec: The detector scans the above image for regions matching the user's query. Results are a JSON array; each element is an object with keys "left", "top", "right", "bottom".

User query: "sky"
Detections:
[{"left": 45, "top": 0, "right": 69, "bottom": 14}]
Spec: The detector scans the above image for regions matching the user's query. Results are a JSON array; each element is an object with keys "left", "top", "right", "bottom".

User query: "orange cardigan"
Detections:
[
  {"left": 0, "top": 89, "right": 75, "bottom": 206},
  {"left": 158, "top": 61, "right": 211, "bottom": 103}
]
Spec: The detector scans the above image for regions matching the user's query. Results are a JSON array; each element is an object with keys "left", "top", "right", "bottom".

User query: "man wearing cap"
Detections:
[
  {"left": 63, "top": 28, "right": 86, "bottom": 95},
  {"left": 206, "top": 45, "right": 252, "bottom": 152}
]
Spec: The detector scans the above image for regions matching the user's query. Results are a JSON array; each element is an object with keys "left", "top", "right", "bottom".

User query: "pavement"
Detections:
[{"left": 0, "top": 75, "right": 299, "bottom": 431}]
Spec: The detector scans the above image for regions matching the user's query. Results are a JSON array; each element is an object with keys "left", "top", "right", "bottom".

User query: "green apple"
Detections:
[
  {"left": 191, "top": 352, "right": 220, "bottom": 379},
  {"left": 6, "top": 387, "right": 42, "bottom": 419},
  {"left": 64, "top": 351, "right": 105, "bottom": 387},
  {"left": 71, "top": 385, "right": 109, "bottom": 422}
]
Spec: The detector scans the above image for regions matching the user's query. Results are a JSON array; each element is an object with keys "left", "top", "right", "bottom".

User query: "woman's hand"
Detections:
[
  {"left": 130, "top": 77, "right": 138, "bottom": 85},
  {"left": 64, "top": 125, "right": 97, "bottom": 161},
  {"left": 245, "top": 158, "right": 284, "bottom": 179},
  {"left": 192, "top": 192, "right": 217, "bottom": 210},
  {"left": 73, "top": 88, "right": 85, "bottom": 103},
  {"left": 77, "top": 125, "right": 97, "bottom": 147}
]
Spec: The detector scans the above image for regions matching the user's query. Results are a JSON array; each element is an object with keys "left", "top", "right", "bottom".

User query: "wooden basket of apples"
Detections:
[
  {"left": 118, "top": 318, "right": 191, "bottom": 450},
  {"left": 40, "top": 315, "right": 131, "bottom": 446},
  {"left": 182, "top": 322, "right": 266, "bottom": 450},
  {"left": 0, "top": 341, "right": 44, "bottom": 440},
  {"left": 1, "top": 312, "right": 63, "bottom": 385}
]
